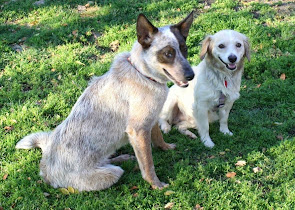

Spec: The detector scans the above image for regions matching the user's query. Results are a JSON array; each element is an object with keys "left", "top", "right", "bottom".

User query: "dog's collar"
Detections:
[
  {"left": 224, "top": 80, "right": 228, "bottom": 88},
  {"left": 127, "top": 57, "right": 159, "bottom": 83}
]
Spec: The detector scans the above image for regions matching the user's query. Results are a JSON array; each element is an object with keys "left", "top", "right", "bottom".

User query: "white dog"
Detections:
[{"left": 159, "top": 30, "right": 250, "bottom": 148}]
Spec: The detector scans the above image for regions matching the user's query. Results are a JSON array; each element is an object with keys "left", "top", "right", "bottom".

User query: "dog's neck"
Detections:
[{"left": 129, "top": 42, "right": 169, "bottom": 84}]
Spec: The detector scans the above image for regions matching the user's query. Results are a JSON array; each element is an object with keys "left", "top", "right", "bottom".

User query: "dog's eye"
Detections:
[
  {"left": 236, "top": 43, "right": 242, "bottom": 48},
  {"left": 218, "top": 44, "right": 225, "bottom": 49},
  {"left": 165, "top": 52, "right": 173, "bottom": 58}
]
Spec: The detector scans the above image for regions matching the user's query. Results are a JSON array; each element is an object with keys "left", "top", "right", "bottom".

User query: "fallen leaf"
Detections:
[
  {"left": 57, "top": 75, "right": 62, "bottom": 80},
  {"left": 0, "top": 206, "right": 3, "bottom": 210},
  {"left": 256, "top": 84, "right": 261, "bottom": 88},
  {"left": 11, "top": 119, "right": 17, "bottom": 124},
  {"left": 164, "top": 190, "right": 175, "bottom": 196},
  {"left": 226, "top": 172, "right": 236, "bottom": 178},
  {"left": 208, "top": 155, "right": 215, "bottom": 159},
  {"left": 253, "top": 167, "right": 262, "bottom": 173},
  {"left": 59, "top": 188, "right": 70, "bottom": 195},
  {"left": 225, "top": 148, "right": 230, "bottom": 152},
  {"left": 75, "top": 61, "right": 85, "bottom": 65},
  {"left": 130, "top": 186, "right": 138, "bottom": 190},
  {"left": 67, "top": 186, "right": 75, "bottom": 194},
  {"left": 4, "top": 126, "right": 13, "bottom": 132},
  {"left": 77, "top": 5, "right": 86, "bottom": 12},
  {"left": 235, "top": 160, "right": 247, "bottom": 167},
  {"left": 195, "top": 204, "right": 204, "bottom": 210},
  {"left": 280, "top": 73, "right": 286, "bottom": 80},
  {"left": 3, "top": 174, "right": 8, "bottom": 180},
  {"left": 110, "top": 40, "right": 120, "bottom": 52},
  {"left": 62, "top": 23, "right": 68, "bottom": 26},
  {"left": 29, "top": 20, "right": 38, "bottom": 26},
  {"left": 132, "top": 193, "right": 138, "bottom": 197},
  {"left": 72, "top": 30, "right": 78, "bottom": 36},
  {"left": 273, "top": 122, "right": 283, "bottom": 125},
  {"left": 37, "top": 180, "right": 43, "bottom": 184},
  {"left": 276, "top": 134, "right": 283, "bottom": 141},
  {"left": 164, "top": 202, "right": 174, "bottom": 209},
  {"left": 177, "top": 8, "right": 181, "bottom": 11},
  {"left": 27, "top": 177, "right": 31, "bottom": 180},
  {"left": 219, "top": 151, "right": 226, "bottom": 155},
  {"left": 51, "top": 68, "right": 56, "bottom": 72}
]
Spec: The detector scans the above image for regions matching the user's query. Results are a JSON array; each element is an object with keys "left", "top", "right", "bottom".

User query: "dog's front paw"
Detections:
[
  {"left": 160, "top": 122, "right": 171, "bottom": 134},
  {"left": 162, "top": 143, "right": 176, "bottom": 150},
  {"left": 220, "top": 128, "right": 233, "bottom": 136},
  {"left": 201, "top": 138, "right": 215, "bottom": 148},
  {"left": 151, "top": 182, "right": 169, "bottom": 190}
]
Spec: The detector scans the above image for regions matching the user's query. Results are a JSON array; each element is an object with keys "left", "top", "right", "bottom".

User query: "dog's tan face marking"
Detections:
[{"left": 157, "top": 45, "right": 176, "bottom": 64}]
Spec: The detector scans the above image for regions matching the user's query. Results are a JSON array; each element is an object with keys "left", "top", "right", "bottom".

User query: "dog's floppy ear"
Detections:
[
  {"left": 173, "top": 11, "right": 194, "bottom": 40},
  {"left": 136, "top": 14, "right": 158, "bottom": 49},
  {"left": 243, "top": 36, "right": 251, "bottom": 62},
  {"left": 200, "top": 35, "right": 212, "bottom": 60}
]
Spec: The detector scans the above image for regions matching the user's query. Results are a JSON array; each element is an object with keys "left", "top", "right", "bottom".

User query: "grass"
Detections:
[{"left": 1, "top": 0, "right": 295, "bottom": 209}]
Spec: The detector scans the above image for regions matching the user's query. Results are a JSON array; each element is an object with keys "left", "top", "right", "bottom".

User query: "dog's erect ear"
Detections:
[
  {"left": 173, "top": 11, "right": 194, "bottom": 40},
  {"left": 136, "top": 14, "right": 159, "bottom": 49},
  {"left": 243, "top": 36, "right": 251, "bottom": 62},
  {"left": 200, "top": 35, "right": 212, "bottom": 60}
]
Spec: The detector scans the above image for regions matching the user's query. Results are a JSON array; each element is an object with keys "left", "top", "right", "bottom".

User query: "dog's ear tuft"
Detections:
[
  {"left": 200, "top": 35, "right": 212, "bottom": 60},
  {"left": 173, "top": 11, "right": 194, "bottom": 40},
  {"left": 243, "top": 36, "right": 251, "bottom": 62},
  {"left": 136, "top": 14, "right": 158, "bottom": 49}
]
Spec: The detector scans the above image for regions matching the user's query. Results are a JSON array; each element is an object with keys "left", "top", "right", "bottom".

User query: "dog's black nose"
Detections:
[
  {"left": 228, "top": 54, "right": 237, "bottom": 63},
  {"left": 184, "top": 69, "right": 195, "bottom": 81}
]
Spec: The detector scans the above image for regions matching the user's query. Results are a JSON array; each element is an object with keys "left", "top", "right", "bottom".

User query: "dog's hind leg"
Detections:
[
  {"left": 151, "top": 123, "right": 176, "bottom": 150},
  {"left": 176, "top": 121, "right": 197, "bottom": 139},
  {"left": 69, "top": 164, "right": 124, "bottom": 191},
  {"left": 110, "top": 154, "right": 135, "bottom": 163}
]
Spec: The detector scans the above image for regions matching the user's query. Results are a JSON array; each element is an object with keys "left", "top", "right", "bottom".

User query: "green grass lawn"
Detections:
[{"left": 1, "top": 0, "right": 295, "bottom": 209}]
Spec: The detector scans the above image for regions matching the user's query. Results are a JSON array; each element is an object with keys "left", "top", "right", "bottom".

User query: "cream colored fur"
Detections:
[{"left": 159, "top": 30, "right": 250, "bottom": 148}]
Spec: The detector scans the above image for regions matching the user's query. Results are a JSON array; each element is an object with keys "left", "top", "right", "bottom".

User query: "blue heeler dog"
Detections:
[{"left": 16, "top": 12, "right": 195, "bottom": 191}]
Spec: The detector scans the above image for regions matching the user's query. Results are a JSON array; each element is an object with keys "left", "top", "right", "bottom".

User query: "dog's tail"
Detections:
[{"left": 16, "top": 132, "right": 50, "bottom": 151}]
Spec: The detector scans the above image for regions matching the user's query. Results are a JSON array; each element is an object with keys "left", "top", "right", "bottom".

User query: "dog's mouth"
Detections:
[
  {"left": 218, "top": 57, "right": 237, "bottom": 70},
  {"left": 163, "top": 68, "right": 188, "bottom": 88}
]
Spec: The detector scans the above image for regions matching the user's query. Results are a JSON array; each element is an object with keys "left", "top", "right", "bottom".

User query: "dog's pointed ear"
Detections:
[
  {"left": 200, "top": 35, "right": 212, "bottom": 60},
  {"left": 173, "top": 11, "right": 194, "bottom": 40},
  {"left": 243, "top": 36, "right": 251, "bottom": 62},
  {"left": 136, "top": 14, "right": 158, "bottom": 49}
]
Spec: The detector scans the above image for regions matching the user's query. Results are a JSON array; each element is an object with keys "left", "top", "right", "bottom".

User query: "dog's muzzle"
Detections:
[{"left": 218, "top": 57, "right": 237, "bottom": 70}]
